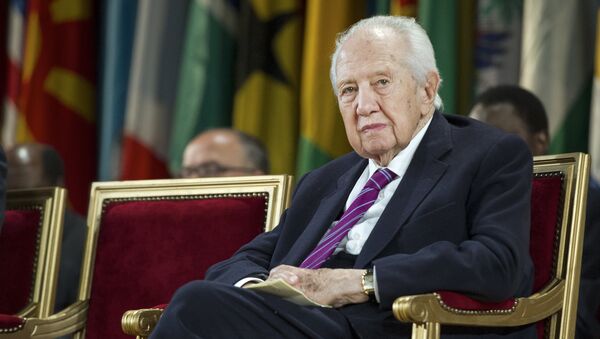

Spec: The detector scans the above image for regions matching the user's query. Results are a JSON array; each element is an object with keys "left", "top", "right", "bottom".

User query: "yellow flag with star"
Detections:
[{"left": 232, "top": 0, "right": 302, "bottom": 176}]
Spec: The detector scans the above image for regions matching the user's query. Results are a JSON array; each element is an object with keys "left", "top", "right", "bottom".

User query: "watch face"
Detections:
[{"left": 363, "top": 272, "right": 375, "bottom": 294}]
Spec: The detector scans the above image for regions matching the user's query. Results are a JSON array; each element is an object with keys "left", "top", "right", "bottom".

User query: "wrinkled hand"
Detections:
[{"left": 268, "top": 265, "right": 368, "bottom": 308}]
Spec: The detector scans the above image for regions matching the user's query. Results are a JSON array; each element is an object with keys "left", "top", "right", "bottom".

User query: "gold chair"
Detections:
[
  {"left": 0, "top": 187, "right": 67, "bottom": 335},
  {"left": 393, "top": 152, "right": 589, "bottom": 339},
  {"left": 0, "top": 175, "right": 291, "bottom": 338}
]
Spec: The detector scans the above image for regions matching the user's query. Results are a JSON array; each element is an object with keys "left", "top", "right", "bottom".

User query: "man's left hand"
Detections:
[{"left": 268, "top": 265, "right": 369, "bottom": 308}]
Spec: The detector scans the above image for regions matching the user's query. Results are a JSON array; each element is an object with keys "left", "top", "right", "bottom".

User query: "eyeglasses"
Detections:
[{"left": 180, "top": 161, "right": 258, "bottom": 178}]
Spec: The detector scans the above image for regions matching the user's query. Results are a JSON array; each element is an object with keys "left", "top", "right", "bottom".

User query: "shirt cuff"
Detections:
[
  {"left": 373, "top": 266, "right": 380, "bottom": 303},
  {"left": 235, "top": 277, "right": 264, "bottom": 288}
]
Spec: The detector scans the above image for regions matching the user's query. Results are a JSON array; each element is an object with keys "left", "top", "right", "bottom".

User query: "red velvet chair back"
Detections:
[
  {"left": 530, "top": 173, "right": 563, "bottom": 337},
  {"left": 530, "top": 174, "right": 563, "bottom": 293},
  {"left": 78, "top": 176, "right": 292, "bottom": 339},
  {"left": 0, "top": 210, "right": 42, "bottom": 315},
  {"left": 0, "top": 188, "right": 66, "bottom": 319},
  {"left": 529, "top": 155, "right": 589, "bottom": 338}
]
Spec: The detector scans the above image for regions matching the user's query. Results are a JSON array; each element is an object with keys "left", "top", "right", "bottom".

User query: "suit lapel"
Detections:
[
  {"left": 356, "top": 112, "right": 453, "bottom": 268},
  {"left": 283, "top": 158, "right": 368, "bottom": 265}
]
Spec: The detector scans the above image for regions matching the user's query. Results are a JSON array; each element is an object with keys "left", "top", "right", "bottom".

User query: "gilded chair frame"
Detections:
[
  {"left": 392, "top": 153, "right": 590, "bottom": 339},
  {"left": 2, "top": 175, "right": 291, "bottom": 338},
  {"left": 0, "top": 187, "right": 67, "bottom": 334}
]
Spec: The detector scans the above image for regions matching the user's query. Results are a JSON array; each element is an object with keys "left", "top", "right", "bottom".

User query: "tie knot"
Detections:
[{"left": 366, "top": 168, "right": 397, "bottom": 191}]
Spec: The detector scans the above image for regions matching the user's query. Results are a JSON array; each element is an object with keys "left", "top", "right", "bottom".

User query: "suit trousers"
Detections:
[{"left": 149, "top": 280, "right": 358, "bottom": 339}]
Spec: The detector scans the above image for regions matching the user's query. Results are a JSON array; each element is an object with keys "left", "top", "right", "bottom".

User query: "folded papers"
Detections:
[{"left": 244, "top": 279, "right": 331, "bottom": 308}]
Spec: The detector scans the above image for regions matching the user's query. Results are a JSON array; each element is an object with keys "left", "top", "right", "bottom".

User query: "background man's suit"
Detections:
[{"left": 156, "top": 112, "right": 536, "bottom": 338}]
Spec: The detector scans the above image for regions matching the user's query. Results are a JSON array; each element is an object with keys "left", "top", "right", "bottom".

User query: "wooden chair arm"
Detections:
[
  {"left": 393, "top": 280, "right": 564, "bottom": 327},
  {"left": 121, "top": 308, "right": 164, "bottom": 338},
  {"left": 0, "top": 300, "right": 88, "bottom": 339}
]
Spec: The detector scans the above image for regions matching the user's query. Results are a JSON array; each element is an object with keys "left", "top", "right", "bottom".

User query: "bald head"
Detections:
[
  {"left": 7, "top": 143, "right": 64, "bottom": 189},
  {"left": 181, "top": 129, "right": 269, "bottom": 178}
]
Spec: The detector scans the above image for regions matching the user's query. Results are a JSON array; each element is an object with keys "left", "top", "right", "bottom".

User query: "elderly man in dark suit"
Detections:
[{"left": 151, "top": 16, "right": 535, "bottom": 338}]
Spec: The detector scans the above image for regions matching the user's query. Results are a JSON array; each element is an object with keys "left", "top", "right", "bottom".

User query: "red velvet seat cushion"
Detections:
[
  {"left": 437, "top": 291, "right": 516, "bottom": 311},
  {"left": 85, "top": 196, "right": 268, "bottom": 339},
  {"left": 0, "top": 210, "right": 42, "bottom": 314}
]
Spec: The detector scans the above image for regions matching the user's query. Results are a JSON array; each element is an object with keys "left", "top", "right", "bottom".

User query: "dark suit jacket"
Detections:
[{"left": 206, "top": 112, "right": 535, "bottom": 338}]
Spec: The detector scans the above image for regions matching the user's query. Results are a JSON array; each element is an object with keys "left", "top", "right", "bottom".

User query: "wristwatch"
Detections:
[{"left": 361, "top": 268, "right": 375, "bottom": 297}]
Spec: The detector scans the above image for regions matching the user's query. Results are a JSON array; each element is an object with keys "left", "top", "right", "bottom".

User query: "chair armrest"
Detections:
[
  {"left": 0, "top": 314, "right": 25, "bottom": 334},
  {"left": 0, "top": 300, "right": 88, "bottom": 338},
  {"left": 393, "top": 280, "right": 564, "bottom": 327},
  {"left": 121, "top": 307, "right": 165, "bottom": 338}
]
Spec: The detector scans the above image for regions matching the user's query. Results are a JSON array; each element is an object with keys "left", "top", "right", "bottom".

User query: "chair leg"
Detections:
[{"left": 412, "top": 322, "right": 440, "bottom": 339}]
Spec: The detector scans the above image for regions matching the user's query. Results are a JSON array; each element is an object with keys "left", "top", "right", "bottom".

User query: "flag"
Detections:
[
  {"left": 0, "top": 2, "right": 7, "bottom": 108},
  {"left": 120, "top": 0, "right": 189, "bottom": 180},
  {"left": 418, "top": 0, "right": 458, "bottom": 114},
  {"left": 418, "top": 0, "right": 476, "bottom": 115},
  {"left": 368, "top": 0, "right": 390, "bottom": 16},
  {"left": 97, "top": 0, "right": 138, "bottom": 181},
  {"left": 520, "top": 0, "right": 596, "bottom": 155},
  {"left": 15, "top": 0, "right": 97, "bottom": 214},
  {"left": 474, "top": 0, "right": 522, "bottom": 94},
  {"left": 232, "top": 0, "right": 302, "bottom": 176},
  {"left": 2, "top": 0, "right": 27, "bottom": 147},
  {"left": 296, "top": 0, "right": 364, "bottom": 177},
  {"left": 367, "top": 0, "right": 420, "bottom": 17},
  {"left": 456, "top": 0, "right": 476, "bottom": 115},
  {"left": 590, "top": 9, "right": 600, "bottom": 181},
  {"left": 390, "top": 0, "right": 418, "bottom": 17},
  {"left": 168, "top": 0, "right": 238, "bottom": 176}
]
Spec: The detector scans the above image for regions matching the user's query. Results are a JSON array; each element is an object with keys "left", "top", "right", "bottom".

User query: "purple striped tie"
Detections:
[{"left": 300, "top": 168, "right": 398, "bottom": 269}]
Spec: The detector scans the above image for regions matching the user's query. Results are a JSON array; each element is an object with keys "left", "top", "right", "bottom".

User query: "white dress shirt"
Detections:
[
  {"left": 236, "top": 116, "right": 433, "bottom": 293},
  {"left": 335, "top": 116, "right": 432, "bottom": 255}
]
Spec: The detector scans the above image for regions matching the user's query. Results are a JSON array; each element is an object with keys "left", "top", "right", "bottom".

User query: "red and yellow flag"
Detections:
[{"left": 17, "top": 0, "right": 97, "bottom": 213}]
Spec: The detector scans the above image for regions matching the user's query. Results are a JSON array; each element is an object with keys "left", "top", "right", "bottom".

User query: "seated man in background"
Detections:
[
  {"left": 6, "top": 143, "right": 86, "bottom": 312},
  {"left": 151, "top": 16, "right": 535, "bottom": 338},
  {"left": 181, "top": 128, "right": 269, "bottom": 178},
  {"left": 470, "top": 85, "right": 600, "bottom": 338}
]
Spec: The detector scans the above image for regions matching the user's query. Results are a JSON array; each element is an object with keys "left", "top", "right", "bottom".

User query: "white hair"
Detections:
[{"left": 329, "top": 16, "right": 443, "bottom": 110}]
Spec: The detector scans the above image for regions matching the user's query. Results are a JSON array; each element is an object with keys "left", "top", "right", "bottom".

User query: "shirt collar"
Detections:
[{"left": 367, "top": 115, "right": 433, "bottom": 178}]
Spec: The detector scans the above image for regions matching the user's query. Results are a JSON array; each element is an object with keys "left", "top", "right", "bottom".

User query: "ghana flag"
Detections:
[{"left": 232, "top": 0, "right": 302, "bottom": 176}]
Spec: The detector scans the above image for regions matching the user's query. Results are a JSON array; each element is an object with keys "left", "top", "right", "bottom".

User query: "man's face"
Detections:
[
  {"left": 335, "top": 28, "right": 436, "bottom": 165},
  {"left": 469, "top": 102, "right": 547, "bottom": 156},
  {"left": 181, "top": 133, "right": 260, "bottom": 178}
]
